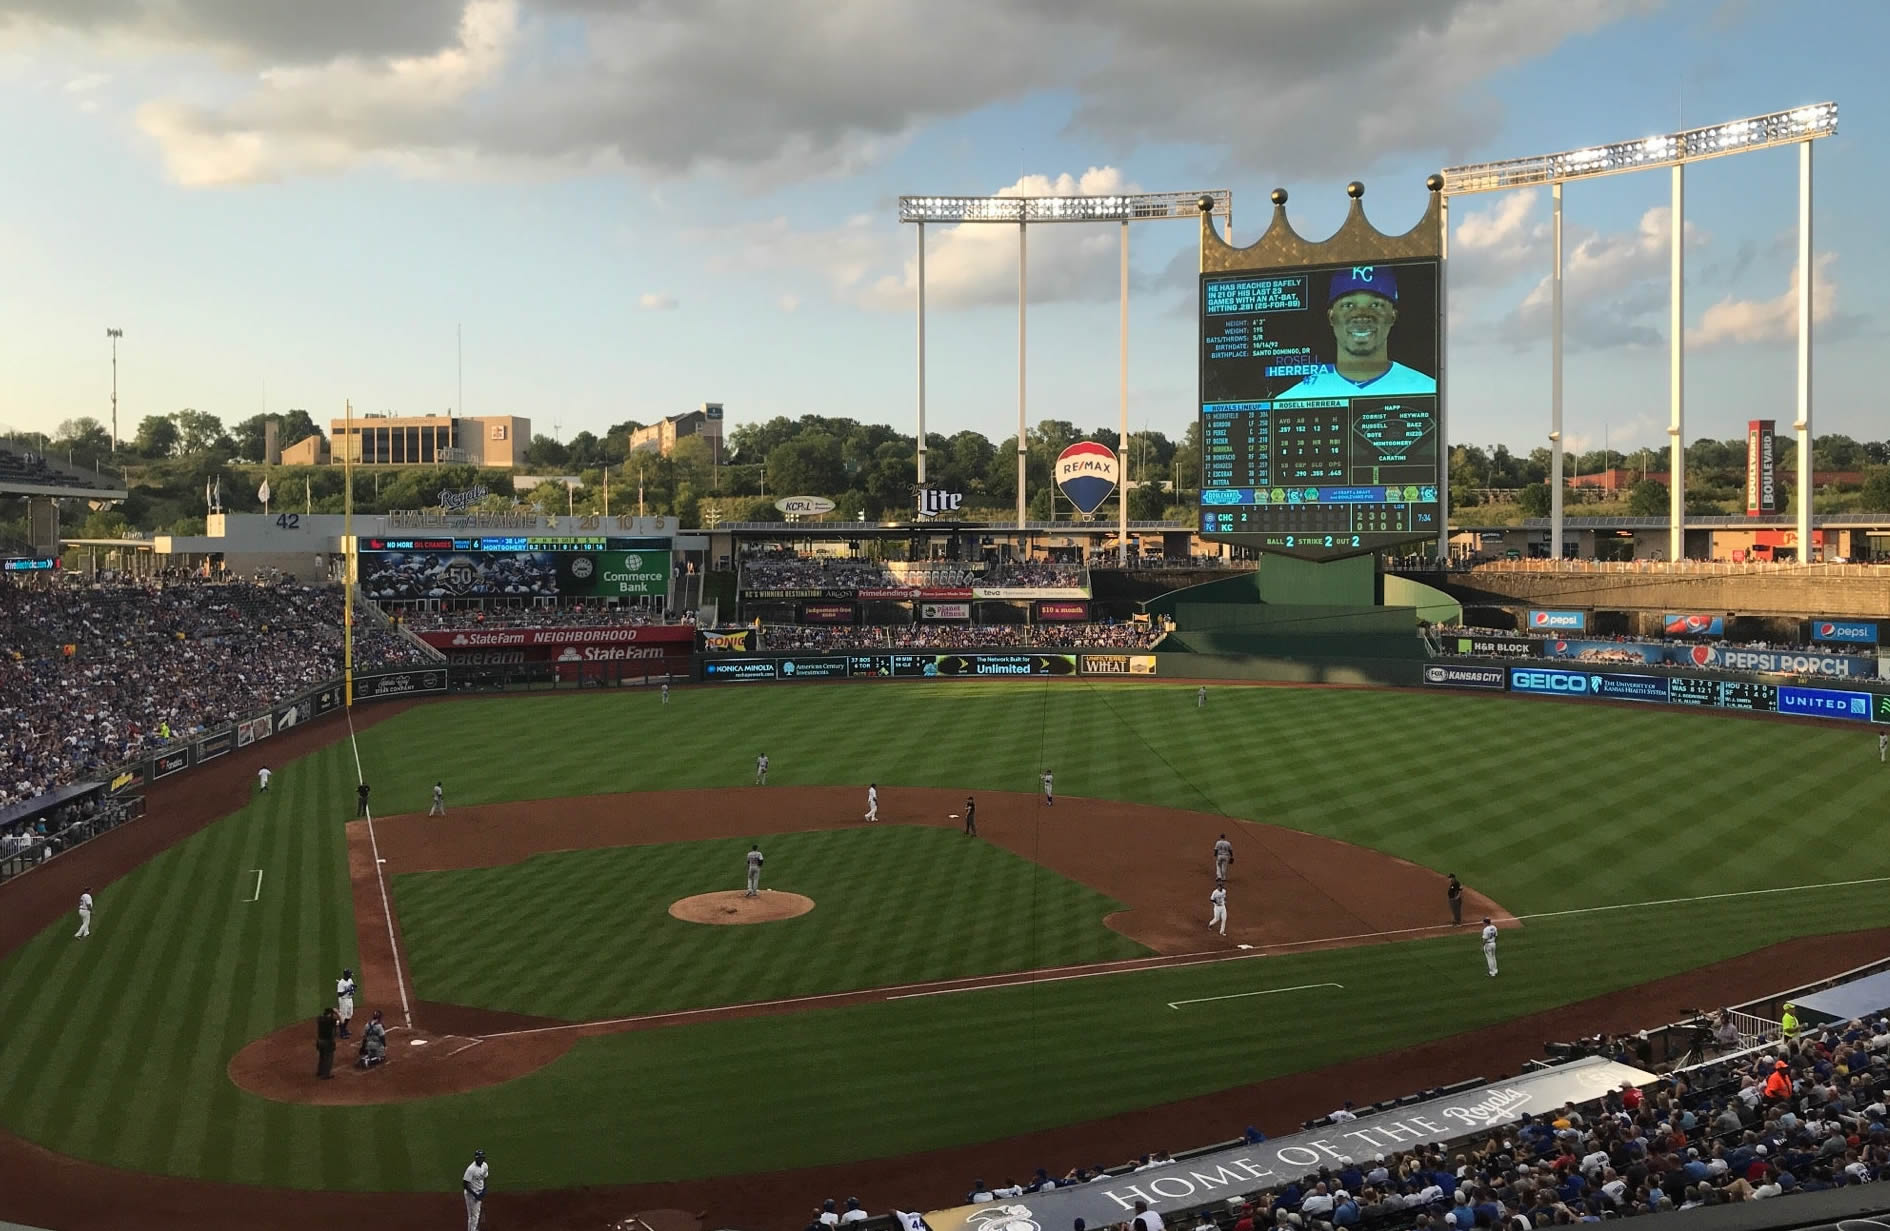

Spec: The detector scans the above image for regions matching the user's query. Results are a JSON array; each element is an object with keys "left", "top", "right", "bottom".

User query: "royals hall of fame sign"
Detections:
[{"left": 922, "top": 1056, "right": 1656, "bottom": 1231}]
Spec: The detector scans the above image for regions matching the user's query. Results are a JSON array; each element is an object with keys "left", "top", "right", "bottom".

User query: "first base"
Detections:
[{"left": 1236, "top": 944, "right": 1255, "bottom": 950}]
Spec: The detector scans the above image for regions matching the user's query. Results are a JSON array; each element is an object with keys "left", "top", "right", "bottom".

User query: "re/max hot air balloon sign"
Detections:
[{"left": 1054, "top": 441, "right": 1120, "bottom": 516}]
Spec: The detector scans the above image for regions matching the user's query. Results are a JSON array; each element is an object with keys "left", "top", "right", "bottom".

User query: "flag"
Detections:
[
  {"left": 205, "top": 478, "right": 213, "bottom": 510},
  {"left": 258, "top": 479, "right": 272, "bottom": 505}
]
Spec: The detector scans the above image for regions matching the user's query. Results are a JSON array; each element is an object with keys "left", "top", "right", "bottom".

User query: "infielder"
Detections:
[
  {"left": 1481, "top": 917, "right": 1498, "bottom": 977},
  {"left": 661, "top": 682, "right": 670, "bottom": 705},
  {"left": 864, "top": 784, "right": 878, "bottom": 823},
  {"left": 1213, "top": 834, "right": 1234, "bottom": 880},
  {"left": 745, "top": 843, "right": 765, "bottom": 897},
  {"left": 1197, "top": 686, "right": 1207, "bottom": 710},
  {"left": 463, "top": 1149, "right": 488, "bottom": 1231},
  {"left": 75, "top": 888, "right": 94, "bottom": 938},
  {"left": 755, "top": 753, "right": 769, "bottom": 786},
  {"left": 1040, "top": 769, "right": 1054, "bottom": 806},
  {"left": 429, "top": 781, "right": 446, "bottom": 816},
  {"left": 1208, "top": 881, "right": 1227, "bottom": 936},
  {"left": 336, "top": 968, "right": 357, "bottom": 1037},
  {"left": 963, "top": 795, "right": 977, "bottom": 836},
  {"left": 257, "top": 766, "right": 271, "bottom": 792}
]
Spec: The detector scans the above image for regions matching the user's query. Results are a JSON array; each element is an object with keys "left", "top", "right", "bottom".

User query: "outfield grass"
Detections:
[
  {"left": 394, "top": 827, "right": 1149, "bottom": 1019},
  {"left": 0, "top": 681, "right": 1884, "bottom": 1193}
]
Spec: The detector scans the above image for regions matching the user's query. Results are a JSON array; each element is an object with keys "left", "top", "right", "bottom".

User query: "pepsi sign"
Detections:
[
  {"left": 1527, "top": 610, "right": 1586, "bottom": 631},
  {"left": 1811, "top": 619, "right": 1878, "bottom": 645}
]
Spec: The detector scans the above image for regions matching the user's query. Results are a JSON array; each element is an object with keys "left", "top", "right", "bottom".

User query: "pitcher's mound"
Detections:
[{"left": 669, "top": 890, "right": 815, "bottom": 925}]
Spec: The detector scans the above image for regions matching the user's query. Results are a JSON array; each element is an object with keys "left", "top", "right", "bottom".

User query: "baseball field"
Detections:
[{"left": 0, "top": 679, "right": 1886, "bottom": 1230}]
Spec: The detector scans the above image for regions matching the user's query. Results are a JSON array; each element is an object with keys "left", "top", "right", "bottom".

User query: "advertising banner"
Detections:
[
  {"left": 548, "top": 643, "right": 682, "bottom": 669},
  {"left": 152, "top": 749, "right": 191, "bottom": 778},
  {"left": 110, "top": 765, "right": 145, "bottom": 795},
  {"left": 1703, "top": 647, "right": 1875, "bottom": 679},
  {"left": 1422, "top": 663, "right": 1507, "bottom": 690},
  {"left": 359, "top": 547, "right": 669, "bottom": 600},
  {"left": 778, "top": 657, "right": 850, "bottom": 679},
  {"left": 274, "top": 698, "right": 313, "bottom": 733},
  {"left": 1746, "top": 419, "right": 1777, "bottom": 515},
  {"left": 1080, "top": 655, "right": 1159, "bottom": 676},
  {"left": 563, "top": 550, "right": 670, "bottom": 598},
  {"left": 1449, "top": 634, "right": 1535, "bottom": 658},
  {"left": 1054, "top": 441, "right": 1120, "bottom": 515},
  {"left": 699, "top": 629, "right": 753, "bottom": 653},
  {"left": 196, "top": 729, "right": 236, "bottom": 762},
  {"left": 235, "top": 714, "right": 274, "bottom": 747},
  {"left": 353, "top": 669, "right": 449, "bottom": 700},
  {"left": 1036, "top": 601, "right": 1091, "bottom": 621},
  {"left": 1543, "top": 639, "right": 1674, "bottom": 666},
  {"left": 798, "top": 603, "right": 856, "bottom": 624},
  {"left": 1663, "top": 613, "right": 1725, "bottom": 637},
  {"left": 973, "top": 586, "right": 1090, "bottom": 601},
  {"left": 742, "top": 588, "right": 828, "bottom": 600},
  {"left": 418, "top": 625, "right": 695, "bottom": 651},
  {"left": 702, "top": 659, "right": 778, "bottom": 682},
  {"left": 312, "top": 685, "right": 343, "bottom": 716},
  {"left": 919, "top": 602, "right": 971, "bottom": 621},
  {"left": 924, "top": 1057, "right": 1653, "bottom": 1231},
  {"left": 1811, "top": 619, "right": 1879, "bottom": 645},
  {"left": 1777, "top": 685, "right": 1875, "bottom": 722},
  {"left": 1668, "top": 678, "right": 1778, "bottom": 711},
  {"left": 1879, "top": 694, "right": 1890, "bottom": 725},
  {"left": 1526, "top": 610, "right": 1586, "bottom": 631},
  {"left": 933, "top": 654, "right": 1077, "bottom": 677}
]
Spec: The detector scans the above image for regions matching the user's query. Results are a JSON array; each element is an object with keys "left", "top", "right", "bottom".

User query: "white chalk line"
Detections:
[
  {"left": 349, "top": 711, "right": 415, "bottom": 1031},
  {"left": 464, "top": 870, "right": 1890, "bottom": 1041},
  {"left": 247, "top": 869, "right": 262, "bottom": 902},
  {"left": 1167, "top": 982, "right": 1344, "bottom": 1010}
]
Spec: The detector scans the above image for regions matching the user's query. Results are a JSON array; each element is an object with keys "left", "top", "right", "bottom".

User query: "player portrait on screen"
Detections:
[{"left": 1275, "top": 266, "right": 1435, "bottom": 401}]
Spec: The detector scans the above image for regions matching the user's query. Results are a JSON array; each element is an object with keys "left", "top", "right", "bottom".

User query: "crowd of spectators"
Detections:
[
  {"left": 740, "top": 554, "right": 896, "bottom": 591},
  {"left": 750, "top": 623, "right": 1165, "bottom": 652},
  {"left": 1, "top": 578, "right": 430, "bottom": 808},
  {"left": 939, "top": 1008, "right": 1890, "bottom": 1231},
  {"left": 983, "top": 561, "right": 1086, "bottom": 588},
  {"left": 390, "top": 604, "right": 682, "bottom": 631},
  {"left": 1432, "top": 624, "right": 1878, "bottom": 677},
  {"left": 0, "top": 794, "right": 142, "bottom": 881}
]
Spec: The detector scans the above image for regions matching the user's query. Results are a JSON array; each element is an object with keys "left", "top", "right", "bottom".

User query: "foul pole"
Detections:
[{"left": 343, "top": 399, "right": 355, "bottom": 708}]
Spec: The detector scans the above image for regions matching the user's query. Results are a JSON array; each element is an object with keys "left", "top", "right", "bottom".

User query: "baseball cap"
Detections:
[{"left": 1329, "top": 266, "right": 1399, "bottom": 305}]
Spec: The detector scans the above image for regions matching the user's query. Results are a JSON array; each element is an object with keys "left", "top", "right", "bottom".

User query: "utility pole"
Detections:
[{"left": 105, "top": 328, "right": 123, "bottom": 452}]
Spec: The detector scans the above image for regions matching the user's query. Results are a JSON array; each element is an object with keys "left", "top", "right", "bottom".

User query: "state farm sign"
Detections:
[
  {"left": 554, "top": 645, "right": 668, "bottom": 662},
  {"left": 417, "top": 625, "right": 695, "bottom": 650}
]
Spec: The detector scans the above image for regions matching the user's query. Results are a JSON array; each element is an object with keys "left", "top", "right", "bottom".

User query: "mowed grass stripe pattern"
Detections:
[
  {"left": 0, "top": 683, "right": 1885, "bottom": 1192},
  {"left": 394, "top": 827, "right": 1149, "bottom": 1019}
]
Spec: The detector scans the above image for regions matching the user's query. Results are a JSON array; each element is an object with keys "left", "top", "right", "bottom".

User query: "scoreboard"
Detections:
[{"left": 1199, "top": 259, "right": 1442, "bottom": 558}]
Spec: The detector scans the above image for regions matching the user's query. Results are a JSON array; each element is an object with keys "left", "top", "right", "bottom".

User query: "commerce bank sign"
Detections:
[{"left": 922, "top": 1057, "right": 1653, "bottom": 1231}]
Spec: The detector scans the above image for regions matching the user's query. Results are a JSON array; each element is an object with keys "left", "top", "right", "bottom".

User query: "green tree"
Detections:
[
  {"left": 1859, "top": 470, "right": 1890, "bottom": 512},
  {"left": 669, "top": 435, "right": 714, "bottom": 491},
  {"left": 1518, "top": 483, "right": 1552, "bottom": 518},
  {"left": 131, "top": 414, "right": 181, "bottom": 459},
  {"left": 1126, "top": 483, "right": 1167, "bottom": 521},
  {"left": 525, "top": 435, "right": 570, "bottom": 469},
  {"left": 171, "top": 409, "right": 231, "bottom": 455},
  {"left": 52, "top": 417, "right": 113, "bottom": 461},
  {"left": 78, "top": 508, "right": 128, "bottom": 539},
  {"left": 1627, "top": 479, "right": 1668, "bottom": 517},
  {"left": 766, "top": 434, "right": 846, "bottom": 495}
]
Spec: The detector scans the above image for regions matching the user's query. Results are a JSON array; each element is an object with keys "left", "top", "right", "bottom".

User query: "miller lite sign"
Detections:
[{"left": 916, "top": 486, "right": 964, "bottom": 516}]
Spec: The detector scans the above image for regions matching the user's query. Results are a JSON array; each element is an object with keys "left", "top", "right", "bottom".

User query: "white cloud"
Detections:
[
  {"left": 1688, "top": 253, "right": 1837, "bottom": 347},
  {"left": 5, "top": 0, "right": 1655, "bottom": 187},
  {"left": 637, "top": 291, "right": 678, "bottom": 311},
  {"left": 1482, "top": 205, "right": 1707, "bottom": 350},
  {"left": 777, "top": 293, "right": 800, "bottom": 313},
  {"left": 1452, "top": 189, "right": 1548, "bottom": 287}
]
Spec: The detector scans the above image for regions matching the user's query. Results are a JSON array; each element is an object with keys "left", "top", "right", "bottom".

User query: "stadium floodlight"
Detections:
[
  {"left": 105, "top": 327, "right": 123, "bottom": 453},
  {"left": 1440, "top": 104, "right": 1836, "bottom": 563},
  {"left": 899, "top": 190, "right": 1232, "bottom": 555}
]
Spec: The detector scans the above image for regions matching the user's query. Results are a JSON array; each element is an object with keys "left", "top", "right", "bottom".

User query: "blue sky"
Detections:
[{"left": 0, "top": 0, "right": 1882, "bottom": 457}]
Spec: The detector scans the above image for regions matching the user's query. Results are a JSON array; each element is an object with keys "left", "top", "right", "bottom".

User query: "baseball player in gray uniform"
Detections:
[
  {"left": 462, "top": 1149, "right": 488, "bottom": 1230},
  {"left": 864, "top": 784, "right": 878, "bottom": 822},
  {"left": 755, "top": 753, "right": 769, "bottom": 786},
  {"left": 1197, "top": 686, "right": 1207, "bottom": 709},
  {"left": 429, "top": 781, "right": 445, "bottom": 816},
  {"left": 745, "top": 843, "right": 764, "bottom": 897},
  {"left": 1481, "top": 917, "right": 1499, "bottom": 977},
  {"left": 1213, "top": 834, "right": 1233, "bottom": 880},
  {"left": 1040, "top": 769, "right": 1054, "bottom": 806}
]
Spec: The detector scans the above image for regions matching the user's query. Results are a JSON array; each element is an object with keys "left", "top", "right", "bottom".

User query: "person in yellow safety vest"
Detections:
[{"left": 1780, "top": 1003, "right": 1800, "bottom": 1040}]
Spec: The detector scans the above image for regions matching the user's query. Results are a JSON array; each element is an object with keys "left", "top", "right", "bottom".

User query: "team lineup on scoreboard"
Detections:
[{"left": 1199, "top": 259, "right": 1442, "bottom": 558}]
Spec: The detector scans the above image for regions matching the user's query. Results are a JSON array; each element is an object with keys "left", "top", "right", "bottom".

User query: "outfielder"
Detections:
[
  {"left": 336, "top": 968, "right": 357, "bottom": 1037},
  {"left": 864, "top": 784, "right": 878, "bottom": 823},
  {"left": 1197, "top": 686, "right": 1207, "bottom": 710},
  {"left": 257, "top": 766, "right": 271, "bottom": 792},
  {"left": 462, "top": 1149, "right": 488, "bottom": 1231},
  {"left": 1481, "top": 917, "right": 1498, "bottom": 977},
  {"left": 75, "top": 888, "right": 94, "bottom": 938},
  {"left": 1208, "top": 882, "right": 1227, "bottom": 935},
  {"left": 1213, "top": 834, "right": 1233, "bottom": 880},
  {"left": 755, "top": 753, "right": 769, "bottom": 786},
  {"left": 429, "top": 781, "right": 446, "bottom": 816},
  {"left": 661, "top": 682, "right": 670, "bottom": 705},
  {"left": 745, "top": 844, "right": 764, "bottom": 897},
  {"left": 1040, "top": 769, "right": 1054, "bottom": 806}
]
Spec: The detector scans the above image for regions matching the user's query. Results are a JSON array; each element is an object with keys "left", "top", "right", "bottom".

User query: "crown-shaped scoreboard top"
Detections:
[{"left": 1199, "top": 175, "right": 1445, "bottom": 272}]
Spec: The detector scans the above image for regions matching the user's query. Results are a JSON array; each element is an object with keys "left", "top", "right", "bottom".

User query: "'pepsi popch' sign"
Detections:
[
  {"left": 1811, "top": 619, "right": 1879, "bottom": 645},
  {"left": 1777, "top": 685, "right": 1875, "bottom": 722},
  {"left": 1527, "top": 610, "right": 1586, "bottom": 631},
  {"left": 1054, "top": 441, "right": 1120, "bottom": 516}
]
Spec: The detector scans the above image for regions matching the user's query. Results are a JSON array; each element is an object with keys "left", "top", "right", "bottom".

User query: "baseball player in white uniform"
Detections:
[
  {"left": 1208, "top": 882, "right": 1227, "bottom": 935},
  {"left": 1041, "top": 769, "right": 1054, "bottom": 806},
  {"left": 1481, "top": 917, "right": 1498, "bottom": 977},
  {"left": 755, "top": 753, "right": 769, "bottom": 786},
  {"left": 257, "top": 766, "right": 271, "bottom": 792},
  {"left": 462, "top": 1149, "right": 488, "bottom": 1230},
  {"left": 661, "top": 682, "right": 670, "bottom": 705},
  {"left": 864, "top": 784, "right": 878, "bottom": 822},
  {"left": 429, "top": 781, "right": 445, "bottom": 816},
  {"left": 745, "top": 844, "right": 764, "bottom": 897},
  {"left": 75, "top": 888, "right": 94, "bottom": 938},
  {"left": 1213, "top": 834, "right": 1234, "bottom": 880},
  {"left": 1197, "top": 686, "right": 1207, "bottom": 709},
  {"left": 336, "top": 968, "right": 357, "bottom": 1037}
]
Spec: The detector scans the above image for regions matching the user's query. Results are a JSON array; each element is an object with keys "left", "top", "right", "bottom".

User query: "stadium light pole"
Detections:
[
  {"left": 1550, "top": 185, "right": 1563, "bottom": 560},
  {"left": 899, "top": 191, "right": 1232, "bottom": 532},
  {"left": 1441, "top": 103, "right": 1837, "bottom": 562},
  {"left": 105, "top": 327, "right": 123, "bottom": 453}
]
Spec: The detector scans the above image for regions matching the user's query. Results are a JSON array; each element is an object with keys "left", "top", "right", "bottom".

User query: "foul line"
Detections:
[
  {"left": 1167, "top": 982, "right": 1344, "bottom": 1010},
  {"left": 349, "top": 711, "right": 414, "bottom": 1031},
  {"left": 466, "top": 871, "right": 1890, "bottom": 1041},
  {"left": 247, "top": 869, "right": 262, "bottom": 903}
]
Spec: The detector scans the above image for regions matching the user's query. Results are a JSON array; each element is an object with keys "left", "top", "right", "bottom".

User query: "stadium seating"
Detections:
[
  {"left": 755, "top": 623, "right": 1163, "bottom": 651},
  {"left": 0, "top": 440, "right": 117, "bottom": 492}
]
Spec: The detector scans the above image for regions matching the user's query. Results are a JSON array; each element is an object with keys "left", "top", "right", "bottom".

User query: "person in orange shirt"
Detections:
[{"left": 1763, "top": 1060, "right": 1794, "bottom": 1101}]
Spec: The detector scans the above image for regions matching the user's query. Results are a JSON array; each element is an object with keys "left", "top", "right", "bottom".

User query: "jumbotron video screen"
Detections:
[{"left": 1198, "top": 259, "right": 1442, "bottom": 559}]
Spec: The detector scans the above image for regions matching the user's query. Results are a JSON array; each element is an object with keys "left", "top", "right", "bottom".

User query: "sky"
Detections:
[{"left": 0, "top": 0, "right": 1883, "bottom": 459}]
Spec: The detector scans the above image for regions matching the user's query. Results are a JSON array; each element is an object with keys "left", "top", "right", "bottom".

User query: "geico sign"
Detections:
[{"left": 1511, "top": 670, "right": 1593, "bottom": 693}]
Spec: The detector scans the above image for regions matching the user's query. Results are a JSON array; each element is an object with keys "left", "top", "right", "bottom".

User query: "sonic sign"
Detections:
[{"left": 1055, "top": 441, "right": 1120, "bottom": 516}]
